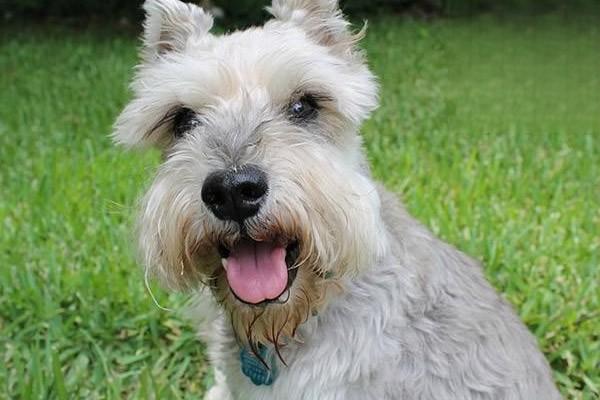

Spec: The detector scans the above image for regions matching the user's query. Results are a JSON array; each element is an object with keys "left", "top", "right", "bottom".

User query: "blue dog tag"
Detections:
[{"left": 240, "top": 344, "right": 278, "bottom": 386}]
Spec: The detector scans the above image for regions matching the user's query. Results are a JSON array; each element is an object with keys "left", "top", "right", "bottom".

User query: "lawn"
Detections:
[{"left": 1, "top": 13, "right": 599, "bottom": 399}]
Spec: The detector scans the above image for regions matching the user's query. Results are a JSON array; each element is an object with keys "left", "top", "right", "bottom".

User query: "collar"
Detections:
[{"left": 239, "top": 343, "right": 278, "bottom": 386}]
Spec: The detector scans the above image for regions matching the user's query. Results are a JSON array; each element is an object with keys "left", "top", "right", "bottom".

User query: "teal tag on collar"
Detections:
[{"left": 240, "top": 344, "right": 278, "bottom": 386}]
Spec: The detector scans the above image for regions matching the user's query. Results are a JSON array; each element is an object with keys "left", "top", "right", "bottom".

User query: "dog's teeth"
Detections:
[
  {"left": 278, "top": 289, "right": 290, "bottom": 302},
  {"left": 221, "top": 258, "right": 228, "bottom": 271}
]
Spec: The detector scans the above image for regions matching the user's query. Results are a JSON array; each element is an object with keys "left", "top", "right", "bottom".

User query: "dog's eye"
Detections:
[
  {"left": 289, "top": 95, "right": 319, "bottom": 122},
  {"left": 173, "top": 107, "right": 201, "bottom": 138}
]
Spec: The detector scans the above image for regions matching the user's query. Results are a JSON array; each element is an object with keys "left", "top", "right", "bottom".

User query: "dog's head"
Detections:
[{"left": 114, "top": 0, "right": 387, "bottom": 347}]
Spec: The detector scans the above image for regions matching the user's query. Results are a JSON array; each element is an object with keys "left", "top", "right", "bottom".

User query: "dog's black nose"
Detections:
[{"left": 201, "top": 165, "right": 268, "bottom": 223}]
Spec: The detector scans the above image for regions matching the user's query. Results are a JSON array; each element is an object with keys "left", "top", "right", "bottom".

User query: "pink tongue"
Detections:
[{"left": 224, "top": 240, "right": 288, "bottom": 304}]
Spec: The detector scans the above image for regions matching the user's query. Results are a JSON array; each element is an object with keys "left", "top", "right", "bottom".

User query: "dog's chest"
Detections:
[{"left": 223, "top": 295, "right": 402, "bottom": 400}]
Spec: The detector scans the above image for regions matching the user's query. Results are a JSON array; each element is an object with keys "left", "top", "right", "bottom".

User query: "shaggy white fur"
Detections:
[{"left": 113, "top": 0, "right": 562, "bottom": 398}]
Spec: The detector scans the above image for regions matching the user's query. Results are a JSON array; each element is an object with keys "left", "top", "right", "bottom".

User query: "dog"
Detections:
[{"left": 112, "top": 0, "right": 562, "bottom": 398}]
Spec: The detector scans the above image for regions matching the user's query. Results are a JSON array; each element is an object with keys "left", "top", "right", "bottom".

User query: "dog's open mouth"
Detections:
[{"left": 219, "top": 239, "right": 299, "bottom": 306}]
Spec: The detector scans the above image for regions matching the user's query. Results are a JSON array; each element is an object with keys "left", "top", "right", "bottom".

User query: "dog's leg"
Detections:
[
  {"left": 204, "top": 368, "right": 233, "bottom": 400},
  {"left": 187, "top": 292, "right": 237, "bottom": 400}
]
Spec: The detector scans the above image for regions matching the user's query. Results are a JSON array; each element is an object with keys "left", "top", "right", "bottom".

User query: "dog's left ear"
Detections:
[{"left": 268, "top": 0, "right": 364, "bottom": 57}]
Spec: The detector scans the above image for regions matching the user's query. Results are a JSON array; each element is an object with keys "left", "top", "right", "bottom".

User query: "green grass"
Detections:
[{"left": 1, "top": 14, "right": 599, "bottom": 399}]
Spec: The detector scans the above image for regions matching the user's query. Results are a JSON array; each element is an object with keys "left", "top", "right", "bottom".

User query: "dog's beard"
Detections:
[
  {"left": 138, "top": 150, "right": 387, "bottom": 350},
  {"left": 214, "top": 257, "right": 334, "bottom": 350},
  {"left": 137, "top": 180, "right": 344, "bottom": 350},
  {"left": 176, "top": 213, "right": 341, "bottom": 350}
]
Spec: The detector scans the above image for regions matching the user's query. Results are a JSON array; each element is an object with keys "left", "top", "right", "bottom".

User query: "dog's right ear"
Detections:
[
  {"left": 142, "top": 0, "right": 213, "bottom": 61},
  {"left": 112, "top": 0, "right": 213, "bottom": 149}
]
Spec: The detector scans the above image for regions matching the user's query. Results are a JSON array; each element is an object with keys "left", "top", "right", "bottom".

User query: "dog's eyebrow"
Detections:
[
  {"left": 291, "top": 80, "right": 335, "bottom": 101},
  {"left": 144, "top": 107, "right": 182, "bottom": 139},
  {"left": 290, "top": 88, "right": 334, "bottom": 103}
]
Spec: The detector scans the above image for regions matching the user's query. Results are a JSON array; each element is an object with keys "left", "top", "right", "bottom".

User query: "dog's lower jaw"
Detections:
[{"left": 198, "top": 187, "right": 561, "bottom": 400}]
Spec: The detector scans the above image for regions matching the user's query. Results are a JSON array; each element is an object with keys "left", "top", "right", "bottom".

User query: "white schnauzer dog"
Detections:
[{"left": 113, "top": 0, "right": 562, "bottom": 398}]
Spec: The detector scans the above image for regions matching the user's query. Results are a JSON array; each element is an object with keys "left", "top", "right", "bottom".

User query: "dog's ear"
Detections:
[
  {"left": 267, "top": 0, "right": 364, "bottom": 56},
  {"left": 112, "top": 0, "right": 213, "bottom": 149},
  {"left": 142, "top": 0, "right": 213, "bottom": 61}
]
